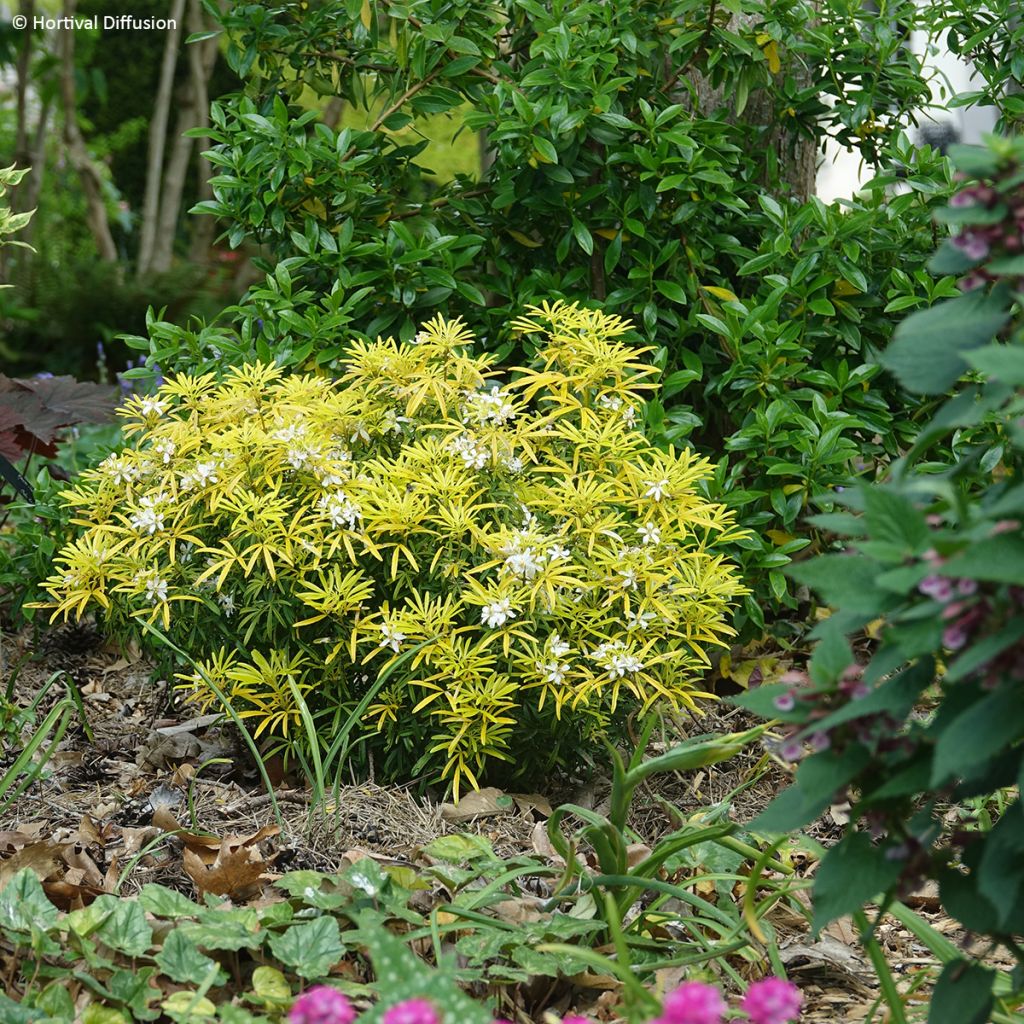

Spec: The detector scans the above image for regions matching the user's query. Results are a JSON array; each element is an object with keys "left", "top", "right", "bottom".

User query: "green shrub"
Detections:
[
  {"left": 740, "top": 137, "right": 1024, "bottom": 1024},
  {"left": 40, "top": 303, "right": 746, "bottom": 795},
  {"left": 123, "top": 0, "right": 976, "bottom": 629}
]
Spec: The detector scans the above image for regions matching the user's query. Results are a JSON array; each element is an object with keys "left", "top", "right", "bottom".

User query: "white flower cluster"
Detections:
[
  {"left": 462, "top": 385, "right": 516, "bottom": 426},
  {"left": 138, "top": 397, "right": 167, "bottom": 419},
  {"left": 500, "top": 529, "right": 571, "bottom": 581},
  {"left": 153, "top": 439, "right": 176, "bottom": 464},
  {"left": 101, "top": 454, "right": 141, "bottom": 485},
  {"left": 129, "top": 493, "right": 167, "bottom": 535},
  {"left": 448, "top": 433, "right": 488, "bottom": 469},
  {"left": 180, "top": 459, "right": 219, "bottom": 491},
  {"left": 590, "top": 640, "right": 644, "bottom": 680},
  {"left": 536, "top": 633, "right": 573, "bottom": 686},
  {"left": 481, "top": 597, "right": 515, "bottom": 628},
  {"left": 596, "top": 392, "right": 638, "bottom": 427},
  {"left": 318, "top": 491, "right": 361, "bottom": 530}
]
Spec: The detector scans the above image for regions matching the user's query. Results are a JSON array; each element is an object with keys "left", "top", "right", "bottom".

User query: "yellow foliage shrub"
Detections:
[{"left": 40, "top": 302, "right": 748, "bottom": 794}]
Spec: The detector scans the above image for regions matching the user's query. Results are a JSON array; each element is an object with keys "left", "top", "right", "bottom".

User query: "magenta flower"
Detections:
[
  {"left": 562, "top": 1017, "right": 591, "bottom": 1024},
  {"left": 741, "top": 978, "right": 801, "bottom": 1024},
  {"left": 289, "top": 986, "right": 356, "bottom": 1024},
  {"left": 773, "top": 691, "right": 796, "bottom": 712},
  {"left": 382, "top": 1000, "right": 439, "bottom": 1024},
  {"left": 661, "top": 980, "right": 727, "bottom": 1024},
  {"left": 918, "top": 574, "right": 953, "bottom": 602}
]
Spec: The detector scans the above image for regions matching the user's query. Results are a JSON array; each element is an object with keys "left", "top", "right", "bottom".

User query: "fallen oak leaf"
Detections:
[{"left": 183, "top": 844, "right": 276, "bottom": 900}]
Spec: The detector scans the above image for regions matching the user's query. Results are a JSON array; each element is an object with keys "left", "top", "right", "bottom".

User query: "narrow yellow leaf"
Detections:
[
  {"left": 360, "top": 0, "right": 373, "bottom": 30},
  {"left": 701, "top": 285, "right": 739, "bottom": 302},
  {"left": 763, "top": 40, "right": 781, "bottom": 75},
  {"left": 507, "top": 229, "right": 542, "bottom": 248}
]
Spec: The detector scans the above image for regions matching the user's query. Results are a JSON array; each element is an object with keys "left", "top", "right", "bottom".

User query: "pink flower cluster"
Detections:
[
  {"left": 948, "top": 171, "right": 1024, "bottom": 292},
  {"left": 289, "top": 979, "right": 801, "bottom": 1024}
]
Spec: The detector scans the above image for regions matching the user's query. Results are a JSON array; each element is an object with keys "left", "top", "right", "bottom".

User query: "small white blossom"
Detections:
[
  {"left": 619, "top": 567, "right": 639, "bottom": 590},
  {"left": 537, "top": 660, "right": 568, "bottom": 686},
  {"left": 153, "top": 440, "right": 176, "bottom": 464},
  {"left": 382, "top": 409, "right": 413, "bottom": 435},
  {"left": 638, "top": 522, "right": 661, "bottom": 545},
  {"left": 644, "top": 478, "right": 670, "bottom": 502},
  {"left": 597, "top": 393, "right": 623, "bottom": 411},
  {"left": 319, "top": 492, "right": 361, "bottom": 530},
  {"left": 502, "top": 454, "right": 524, "bottom": 474},
  {"left": 130, "top": 493, "right": 167, "bottom": 535},
  {"left": 463, "top": 385, "right": 516, "bottom": 426},
  {"left": 350, "top": 421, "right": 370, "bottom": 444},
  {"left": 548, "top": 543, "right": 571, "bottom": 561},
  {"left": 273, "top": 423, "right": 306, "bottom": 443},
  {"left": 193, "top": 461, "right": 218, "bottom": 487},
  {"left": 379, "top": 623, "right": 406, "bottom": 653},
  {"left": 287, "top": 447, "right": 313, "bottom": 469},
  {"left": 504, "top": 547, "right": 544, "bottom": 581},
  {"left": 141, "top": 575, "right": 168, "bottom": 604},
  {"left": 217, "top": 592, "right": 236, "bottom": 616},
  {"left": 139, "top": 398, "right": 167, "bottom": 418},
  {"left": 549, "top": 633, "right": 571, "bottom": 658},
  {"left": 448, "top": 433, "right": 488, "bottom": 469},
  {"left": 626, "top": 609, "right": 656, "bottom": 632},
  {"left": 103, "top": 456, "right": 140, "bottom": 485},
  {"left": 413, "top": 331, "right": 428, "bottom": 344},
  {"left": 481, "top": 598, "right": 515, "bottom": 629}
]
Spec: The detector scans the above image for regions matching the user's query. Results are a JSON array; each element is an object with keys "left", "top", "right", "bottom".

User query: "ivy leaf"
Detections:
[
  {"left": 138, "top": 884, "right": 201, "bottom": 919},
  {"left": 94, "top": 897, "right": 153, "bottom": 957},
  {"left": 156, "top": 930, "right": 227, "bottom": 986},
  {"left": 267, "top": 917, "right": 345, "bottom": 979},
  {"left": 0, "top": 869, "right": 58, "bottom": 933}
]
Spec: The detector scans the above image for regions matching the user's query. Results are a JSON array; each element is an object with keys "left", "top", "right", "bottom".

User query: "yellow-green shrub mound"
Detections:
[{"left": 40, "top": 302, "right": 747, "bottom": 794}]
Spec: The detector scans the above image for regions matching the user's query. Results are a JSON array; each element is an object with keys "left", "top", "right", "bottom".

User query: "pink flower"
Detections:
[
  {"left": 661, "top": 981, "right": 727, "bottom": 1024},
  {"left": 741, "top": 977, "right": 802, "bottom": 1024},
  {"left": 383, "top": 1000, "right": 439, "bottom": 1024},
  {"left": 562, "top": 1017, "right": 591, "bottom": 1024},
  {"left": 290, "top": 987, "right": 356, "bottom": 1024},
  {"left": 773, "top": 691, "right": 796, "bottom": 712}
]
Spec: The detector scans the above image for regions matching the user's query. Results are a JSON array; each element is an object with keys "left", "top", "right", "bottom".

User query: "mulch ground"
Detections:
[{"left": 0, "top": 621, "right": 999, "bottom": 1023}]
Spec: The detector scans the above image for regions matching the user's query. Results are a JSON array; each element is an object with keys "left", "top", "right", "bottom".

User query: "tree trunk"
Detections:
[
  {"left": 137, "top": 0, "right": 187, "bottom": 277},
  {"left": 187, "top": 0, "right": 222, "bottom": 263},
  {"left": 150, "top": 99, "right": 195, "bottom": 274},
  {"left": 60, "top": 0, "right": 118, "bottom": 264}
]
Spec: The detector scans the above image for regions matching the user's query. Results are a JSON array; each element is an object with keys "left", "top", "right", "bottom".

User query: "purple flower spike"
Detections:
[
  {"left": 661, "top": 981, "right": 728, "bottom": 1024},
  {"left": 383, "top": 999, "right": 439, "bottom": 1024},
  {"left": 289, "top": 986, "right": 356, "bottom": 1024},
  {"left": 741, "top": 977, "right": 802, "bottom": 1024},
  {"left": 942, "top": 625, "right": 968, "bottom": 651}
]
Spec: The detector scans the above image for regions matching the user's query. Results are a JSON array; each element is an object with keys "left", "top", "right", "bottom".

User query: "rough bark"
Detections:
[
  {"left": 60, "top": 0, "right": 118, "bottom": 264},
  {"left": 137, "top": 0, "right": 187, "bottom": 276}
]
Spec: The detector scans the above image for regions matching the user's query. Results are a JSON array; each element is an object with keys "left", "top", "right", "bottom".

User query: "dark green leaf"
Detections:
[
  {"left": 812, "top": 832, "right": 903, "bottom": 931},
  {"left": 929, "top": 960, "right": 994, "bottom": 1024}
]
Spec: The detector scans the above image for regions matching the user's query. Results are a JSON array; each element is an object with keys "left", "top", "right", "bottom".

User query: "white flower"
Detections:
[
  {"left": 481, "top": 598, "right": 515, "bottom": 629},
  {"left": 413, "top": 331, "right": 428, "bottom": 344},
  {"left": 504, "top": 547, "right": 544, "bottom": 581},
  {"left": 463, "top": 385, "right": 516, "bottom": 426},
  {"left": 623, "top": 405, "right": 637, "bottom": 427},
  {"left": 142, "top": 575, "right": 168, "bottom": 604},
  {"left": 618, "top": 567, "right": 639, "bottom": 590},
  {"left": 287, "top": 447, "right": 312, "bottom": 469},
  {"left": 644, "top": 478, "right": 670, "bottom": 502},
  {"left": 153, "top": 440, "right": 176, "bottom": 464},
  {"left": 502, "top": 454, "right": 524, "bottom": 474},
  {"left": 319, "top": 492, "right": 361, "bottom": 530},
  {"left": 597, "top": 393, "right": 623, "bottom": 411},
  {"left": 350, "top": 421, "right": 370, "bottom": 444},
  {"left": 217, "top": 592, "right": 236, "bottom": 616},
  {"left": 103, "top": 456, "right": 140, "bottom": 485},
  {"left": 448, "top": 433, "right": 488, "bottom": 469},
  {"left": 607, "top": 652, "right": 644, "bottom": 679},
  {"left": 130, "top": 493, "right": 167, "bottom": 535},
  {"left": 139, "top": 398, "right": 167, "bottom": 418},
  {"left": 192, "top": 461, "right": 219, "bottom": 487},
  {"left": 538, "top": 660, "right": 568, "bottom": 686},
  {"left": 549, "top": 633, "right": 571, "bottom": 658},
  {"left": 379, "top": 624, "right": 406, "bottom": 653},
  {"left": 520, "top": 506, "right": 538, "bottom": 530},
  {"left": 638, "top": 522, "right": 661, "bottom": 545},
  {"left": 626, "top": 609, "right": 656, "bottom": 632},
  {"left": 273, "top": 423, "right": 306, "bottom": 442},
  {"left": 548, "top": 543, "right": 571, "bottom": 561}
]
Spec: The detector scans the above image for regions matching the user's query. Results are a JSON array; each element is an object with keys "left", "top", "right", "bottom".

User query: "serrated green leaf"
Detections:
[{"left": 267, "top": 917, "right": 345, "bottom": 979}]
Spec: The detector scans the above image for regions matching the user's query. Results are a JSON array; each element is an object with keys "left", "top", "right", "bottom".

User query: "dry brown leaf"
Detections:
[
  {"left": 511, "top": 792, "right": 553, "bottom": 818},
  {"left": 491, "top": 896, "right": 547, "bottom": 925},
  {"left": 61, "top": 844, "right": 104, "bottom": 888},
  {"left": 182, "top": 844, "right": 273, "bottom": 899},
  {"left": 440, "top": 786, "right": 509, "bottom": 821},
  {"left": 0, "top": 841, "right": 67, "bottom": 889}
]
